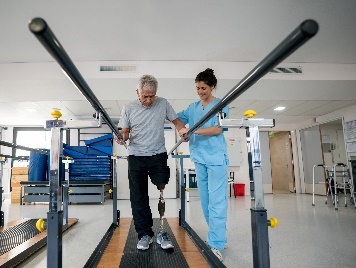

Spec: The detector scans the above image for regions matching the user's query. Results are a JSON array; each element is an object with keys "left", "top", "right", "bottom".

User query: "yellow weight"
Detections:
[
  {"left": 36, "top": 218, "right": 46, "bottom": 232},
  {"left": 69, "top": 190, "right": 73, "bottom": 194},
  {"left": 243, "top": 109, "right": 257, "bottom": 118},
  {"left": 269, "top": 217, "right": 278, "bottom": 228},
  {"left": 113, "top": 152, "right": 117, "bottom": 157},
  {"left": 109, "top": 189, "right": 113, "bottom": 194},
  {"left": 51, "top": 109, "right": 62, "bottom": 119}
]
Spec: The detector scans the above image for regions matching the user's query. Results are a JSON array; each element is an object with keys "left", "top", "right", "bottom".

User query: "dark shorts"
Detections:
[{"left": 128, "top": 152, "right": 170, "bottom": 186}]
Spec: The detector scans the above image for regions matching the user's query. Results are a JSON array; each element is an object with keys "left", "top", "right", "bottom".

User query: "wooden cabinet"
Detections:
[{"left": 11, "top": 167, "right": 28, "bottom": 203}]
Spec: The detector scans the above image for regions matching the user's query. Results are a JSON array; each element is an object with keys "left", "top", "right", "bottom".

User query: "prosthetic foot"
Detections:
[{"left": 157, "top": 190, "right": 174, "bottom": 249}]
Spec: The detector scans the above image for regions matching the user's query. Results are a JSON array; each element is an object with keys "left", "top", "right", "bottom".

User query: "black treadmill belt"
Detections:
[{"left": 119, "top": 218, "right": 189, "bottom": 268}]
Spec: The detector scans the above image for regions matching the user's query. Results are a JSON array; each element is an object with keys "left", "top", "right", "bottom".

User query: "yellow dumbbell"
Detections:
[{"left": 109, "top": 189, "right": 113, "bottom": 194}]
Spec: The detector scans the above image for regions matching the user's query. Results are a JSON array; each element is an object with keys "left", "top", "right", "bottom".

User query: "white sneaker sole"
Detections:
[
  {"left": 137, "top": 238, "right": 153, "bottom": 250},
  {"left": 157, "top": 239, "right": 174, "bottom": 249}
]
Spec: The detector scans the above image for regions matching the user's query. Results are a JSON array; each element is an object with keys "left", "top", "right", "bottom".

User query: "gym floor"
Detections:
[{"left": 2, "top": 193, "right": 356, "bottom": 268}]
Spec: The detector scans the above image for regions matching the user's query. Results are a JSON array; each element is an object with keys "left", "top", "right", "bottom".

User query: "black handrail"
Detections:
[
  {"left": 0, "top": 140, "right": 49, "bottom": 155},
  {"left": 169, "top": 19, "right": 318, "bottom": 154},
  {"left": 28, "top": 18, "right": 127, "bottom": 148},
  {"left": 0, "top": 154, "right": 29, "bottom": 161}
]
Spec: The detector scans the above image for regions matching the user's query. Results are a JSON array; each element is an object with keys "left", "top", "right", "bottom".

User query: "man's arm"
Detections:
[
  {"left": 114, "top": 128, "right": 130, "bottom": 145},
  {"left": 120, "top": 128, "right": 130, "bottom": 141},
  {"left": 172, "top": 118, "right": 186, "bottom": 132}
]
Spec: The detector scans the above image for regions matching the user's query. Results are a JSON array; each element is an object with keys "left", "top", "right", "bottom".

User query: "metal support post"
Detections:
[
  {"left": 250, "top": 208, "right": 269, "bottom": 267},
  {"left": 62, "top": 158, "right": 73, "bottom": 227},
  {"left": 47, "top": 126, "right": 64, "bottom": 268},
  {"left": 111, "top": 156, "right": 120, "bottom": 225},
  {"left": 249, "top": 126, "right": 270, "bottom": 268},
  {"left": 47, "top": 211, "right": 63, "bottom": 268},
  {"left": 171, "top": 154, "right": 189, "bottom": 226},
  {"left": 0, "top": 157, "right": 5, "bottom": 227}
]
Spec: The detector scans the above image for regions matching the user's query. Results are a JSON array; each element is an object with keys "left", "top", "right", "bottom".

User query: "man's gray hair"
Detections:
[{"left": 137, "top": 75, "right": 158, "bottom": 93}]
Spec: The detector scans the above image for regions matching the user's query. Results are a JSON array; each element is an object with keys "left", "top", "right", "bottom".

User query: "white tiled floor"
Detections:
[{"left": 3, "top": 193, "right": 356, "bottom": 268}]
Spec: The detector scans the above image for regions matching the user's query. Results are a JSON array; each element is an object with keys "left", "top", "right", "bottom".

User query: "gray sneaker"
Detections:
[
  {"left": 137, "top": 235, "right": 153, "bottom": 250},
  {"left": 157, "top": 231, "right": 174, "bottom": 249}
]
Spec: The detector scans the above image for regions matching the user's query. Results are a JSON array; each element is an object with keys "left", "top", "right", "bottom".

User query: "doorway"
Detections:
[{"left": 269, "top": 131, "right": 295, "bottom": 194}]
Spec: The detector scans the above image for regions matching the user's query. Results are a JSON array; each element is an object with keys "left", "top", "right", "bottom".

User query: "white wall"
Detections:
[
  {"left": 320, "top": 123, "right": 346, "bottom": 166},
  {"left": 294, "top": 103, "right": 356, "bottom": 193},
  {"left": 260, "top": 131, "right": 272, "bottom": 194}
]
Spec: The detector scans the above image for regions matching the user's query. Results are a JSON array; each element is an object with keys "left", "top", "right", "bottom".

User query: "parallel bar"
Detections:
[
  {"left": 28, "top": 18, "right": 126, "bottom": 148},
  {"left": 169, "top": 19, "right": 318, "bottom": 154},
  {"left": 0, "top": 154, "right": 29, "bottom": 160},
  {"left": 0, "top": 141, "right": 48, "bottom": 155}
]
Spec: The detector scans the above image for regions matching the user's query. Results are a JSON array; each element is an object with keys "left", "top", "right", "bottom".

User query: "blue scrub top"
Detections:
[{"left": 177, "top": 98, "right": 229, "bottom": 166}]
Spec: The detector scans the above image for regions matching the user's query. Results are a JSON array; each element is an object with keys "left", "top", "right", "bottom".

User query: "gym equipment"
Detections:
[
  {"left": 29, "top": 18, "right": 126, "bottom": 149},
  {"left": 312, "top": 163, "right": 355, "bottom": 209},
  {"left": 0, "top": 140, "right": 78, "bottom": 267},
  {"left": 219, "top": 110, "right": 278, "bottom": 266},
  {"left": 29, "top": 16, "right": 318, "bottom": 268}
]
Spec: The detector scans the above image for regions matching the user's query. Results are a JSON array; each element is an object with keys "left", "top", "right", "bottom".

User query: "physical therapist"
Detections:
[{"left": 178, "top": 68, "right": 229, "bottom": 262}]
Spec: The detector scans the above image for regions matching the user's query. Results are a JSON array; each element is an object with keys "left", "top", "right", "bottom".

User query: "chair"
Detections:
[{"left": 228, "top": 171, "right": 236, "bottom": 198}]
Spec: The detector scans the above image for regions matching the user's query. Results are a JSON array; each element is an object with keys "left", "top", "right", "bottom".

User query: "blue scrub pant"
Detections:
[{"left": 194, "top": 162, "right": 228, "bottom": 251}]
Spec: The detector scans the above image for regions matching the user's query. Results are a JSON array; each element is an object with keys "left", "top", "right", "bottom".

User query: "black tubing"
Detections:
[
  {"left": 29, "top": 18, "right": 126, "bottom": 146},
  {"left": 169, "top": 19, "right": 318, "bottom": 154}
]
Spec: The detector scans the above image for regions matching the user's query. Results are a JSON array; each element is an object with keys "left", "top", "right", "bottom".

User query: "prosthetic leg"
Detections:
[
  {"left": 157, "top": 189, "right": 174, "bottom": 249},
  {"left": 158, "top": 190, "right": 165, "bottom": 231}
]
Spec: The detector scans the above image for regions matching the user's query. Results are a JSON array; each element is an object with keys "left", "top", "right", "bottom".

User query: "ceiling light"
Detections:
[
  {"left": 25, "top": 108, "right": 37, "bottom": 112},
  {"left": 274, "top": 106, "right": 285, "bottom": 111}
]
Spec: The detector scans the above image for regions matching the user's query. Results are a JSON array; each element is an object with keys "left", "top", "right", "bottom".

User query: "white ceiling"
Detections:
[{"left": 1, "top": 0, "right": 356, "bottom": 127}]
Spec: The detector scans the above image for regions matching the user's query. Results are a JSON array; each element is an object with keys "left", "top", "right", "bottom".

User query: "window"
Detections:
[{"left": 12, "top": 127, "right": 68, "bottom": 167}]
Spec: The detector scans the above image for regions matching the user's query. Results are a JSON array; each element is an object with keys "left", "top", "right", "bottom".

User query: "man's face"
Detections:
[{"left": 137, "top": 87, "right": 156, "bottom": 108}]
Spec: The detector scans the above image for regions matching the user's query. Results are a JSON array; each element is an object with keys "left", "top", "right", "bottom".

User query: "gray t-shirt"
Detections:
[{"left": 119, "top": 97, "right": 178, "bottom": 156}]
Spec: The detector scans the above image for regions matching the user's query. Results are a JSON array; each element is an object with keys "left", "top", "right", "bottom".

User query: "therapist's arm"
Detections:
[{"left": 195, "top": 126, "right": 222, "bottom": 136}]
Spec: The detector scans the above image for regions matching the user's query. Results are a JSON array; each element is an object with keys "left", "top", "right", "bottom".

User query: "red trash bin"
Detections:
[{"left": 234, "top": 183, "right": 245, "bottom": 196}]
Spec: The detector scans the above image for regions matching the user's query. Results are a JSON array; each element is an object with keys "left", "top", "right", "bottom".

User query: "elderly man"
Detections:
[{"left": 115, "top": 74, "right": 186, "bottom": 250}]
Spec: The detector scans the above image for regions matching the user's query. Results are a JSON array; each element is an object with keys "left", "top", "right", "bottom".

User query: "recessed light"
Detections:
[
  {"left": 25, "top": 108, "right": 37, "bottom": 112},
  {"left": 274, "top": 106, "right": 285, "bottom": 111}
]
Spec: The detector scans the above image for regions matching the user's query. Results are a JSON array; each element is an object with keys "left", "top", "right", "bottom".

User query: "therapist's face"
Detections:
[{"left": 196, "top": 81, "right": 214, "bottom": 102}]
